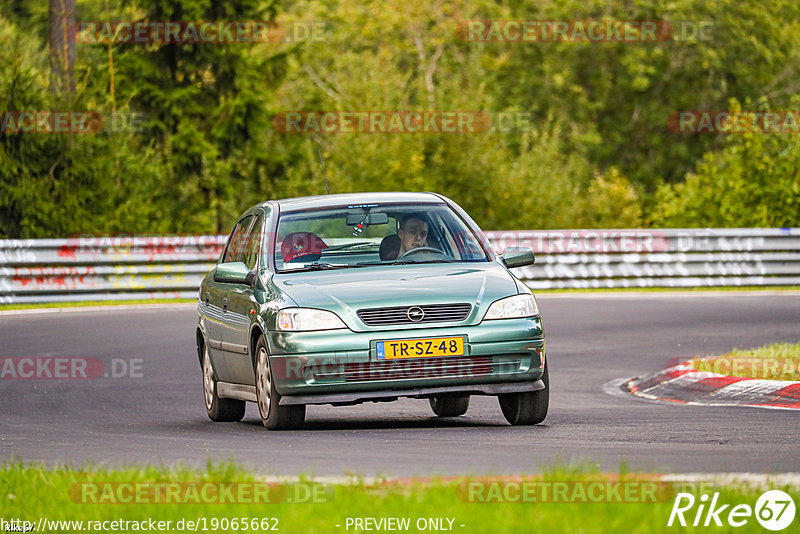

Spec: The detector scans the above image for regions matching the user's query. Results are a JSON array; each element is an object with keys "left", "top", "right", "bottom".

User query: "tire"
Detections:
[
  {"left": 429, "top": 395, "right": 470, "bottom": 417},
  {"left": 498, "top": 361, "right": 549, "bottom": 425},
  {"left": 203, "top": 342, "right": 245, "bottom": 422},
  {"left": 254, "top": 337, "right": 305, "bottom": 430}
]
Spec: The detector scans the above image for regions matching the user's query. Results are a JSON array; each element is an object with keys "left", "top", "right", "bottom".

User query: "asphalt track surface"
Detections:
[{"left": 1, "top": 292, "right": 798, "bottom": 477}]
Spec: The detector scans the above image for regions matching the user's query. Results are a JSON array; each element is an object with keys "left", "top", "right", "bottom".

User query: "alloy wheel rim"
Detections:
[
  {"left": 203, "top": 347, "right": 214, "bottom": 410},
  {"left": 256, "top": 347, "right": 271, "bottom": 418}
]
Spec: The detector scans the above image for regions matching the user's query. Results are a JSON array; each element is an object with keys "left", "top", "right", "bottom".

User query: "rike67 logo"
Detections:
[{"left": 668, "top": 490, "right": 796, "bottom": 531}]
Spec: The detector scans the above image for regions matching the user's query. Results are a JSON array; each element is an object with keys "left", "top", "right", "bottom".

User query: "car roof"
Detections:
[{"left": 261, "top": 192, "right": 447, "bottom": 212}]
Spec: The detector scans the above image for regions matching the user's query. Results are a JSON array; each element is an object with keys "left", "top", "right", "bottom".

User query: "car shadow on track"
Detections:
[{"left": 238, "top": 417, "right": 505, "bottom": 431}]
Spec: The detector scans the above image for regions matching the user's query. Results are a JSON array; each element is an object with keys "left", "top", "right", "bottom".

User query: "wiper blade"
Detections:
[
  {"left": 324, "top": 242, "right": 376, "bottom": 251},
  {"left": 284, "top": 263, "right": 350, "bottom": 272},
  {"left": 391, "top": 259, "right": 455, "bottom": 265}
]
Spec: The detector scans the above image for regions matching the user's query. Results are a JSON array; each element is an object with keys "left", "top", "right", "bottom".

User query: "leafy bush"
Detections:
[{"left": 653, "top": 99, "right": 800, "bottom": 227}]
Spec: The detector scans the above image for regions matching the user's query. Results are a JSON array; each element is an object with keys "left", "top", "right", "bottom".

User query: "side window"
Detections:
[
  {"left": 222, "top": 215, "right": 253, "bottom": 263},
  {"left": 241, "top": 214, "right": 264, "bottom": 270}
]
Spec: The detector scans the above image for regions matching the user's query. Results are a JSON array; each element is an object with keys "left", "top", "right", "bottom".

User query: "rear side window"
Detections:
[
  {"left": 222, "top": 215, "right": 253, "bottom": 263},
  {"left": 241, "top": 214, "right": 264, "bottom": 270}
]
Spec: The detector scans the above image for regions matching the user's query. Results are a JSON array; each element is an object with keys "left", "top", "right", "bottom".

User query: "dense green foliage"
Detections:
[
  {"left": 654, "top": 100, "right": 800, "bottom": 227},
  {"left": 1, "top": 0, "right": 799, "bottom": 237}
]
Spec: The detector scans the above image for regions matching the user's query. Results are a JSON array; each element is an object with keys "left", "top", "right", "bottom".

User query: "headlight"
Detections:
[
  {"left": 483, "top": 294, "right": 539, "bottom": 320},
  {"left": 277, "top": 308, "right": 347, "bottom": 331}
]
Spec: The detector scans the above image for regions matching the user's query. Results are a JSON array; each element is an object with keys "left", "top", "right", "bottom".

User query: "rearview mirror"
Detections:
[
  {"left": 500, "top": 247, "right": 535, "bottom": 268},
  {"left": 345, "top": 213, "right": 389, "bottom": 225},
  {"left": 214, "top": 262, "right": 253, "bottom": 285}
]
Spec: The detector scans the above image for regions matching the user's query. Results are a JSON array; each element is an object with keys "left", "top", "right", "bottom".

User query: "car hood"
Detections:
[{"left": 271, "top": 262, "right": 520, "bottom": 330}]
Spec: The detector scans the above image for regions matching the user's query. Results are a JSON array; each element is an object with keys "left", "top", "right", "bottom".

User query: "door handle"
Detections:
[{"left": 222, "top": 298, "right": 228, "bottom": 312}]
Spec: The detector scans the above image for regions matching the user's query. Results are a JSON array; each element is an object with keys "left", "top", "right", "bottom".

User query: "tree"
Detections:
[
  {"left": 653, "top": 99, "right": 800, "bottom": 227},
  {"left": 49, "top": 0, "right": 75, "bottom": 93}
]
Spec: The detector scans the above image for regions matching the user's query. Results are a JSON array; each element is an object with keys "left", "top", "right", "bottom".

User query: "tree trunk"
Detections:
[{"left": 49, "top": 0, "right": 76, "bottom": 94}]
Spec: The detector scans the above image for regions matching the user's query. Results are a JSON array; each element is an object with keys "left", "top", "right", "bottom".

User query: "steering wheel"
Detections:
[{"left": 398, "top": 246, "right": 445, "bottom": 258}]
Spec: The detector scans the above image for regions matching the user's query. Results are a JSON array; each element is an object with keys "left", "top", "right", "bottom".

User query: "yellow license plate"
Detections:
[{"left": 376, "top": 337, "right": 464, "bottom": 360}]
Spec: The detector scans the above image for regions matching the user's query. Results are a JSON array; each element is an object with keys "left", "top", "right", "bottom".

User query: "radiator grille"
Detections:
[{"left": 357, "top": 303, "right": 471, "bottom": 326}]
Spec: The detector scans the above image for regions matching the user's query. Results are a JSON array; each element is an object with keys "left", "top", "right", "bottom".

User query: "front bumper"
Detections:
[
  {"left": 265, "top": 317, "right": 545, "bottom": 397},
  {"left": 278, "top": 379, "right": 545, "bottom": 406}
]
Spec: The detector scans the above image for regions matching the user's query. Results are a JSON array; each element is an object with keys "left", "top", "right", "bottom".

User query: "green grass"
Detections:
[
  {"left": 1, "top": 461, "right": 796, "bottom": 533},
  {"left": 0, "top": 299, "right": 196, "bottom": 311},
  {"left": 689, "top": 342, "right": 800, "bottom": 380}
]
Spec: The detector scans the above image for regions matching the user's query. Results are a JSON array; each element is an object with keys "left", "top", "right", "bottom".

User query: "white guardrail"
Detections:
[{"left": 0, "top": 228, "right": 798, "bottom": 303}]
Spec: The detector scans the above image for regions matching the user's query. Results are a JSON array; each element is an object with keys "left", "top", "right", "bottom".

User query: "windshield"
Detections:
[{"left": 274, "top": 203, "right": 489, "bottom": 272}]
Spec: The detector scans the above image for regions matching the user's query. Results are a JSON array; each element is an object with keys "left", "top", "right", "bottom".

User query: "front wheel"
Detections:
[
  {"left": 203, "top": 343, "right": 245, "bottom": 422},
  {"left": 429, "top": 395, "right": 470, "bottom": 417},
  {"left": 254, "top": 337, "right": 305, "bottom": 430},
  {"left": 498, "top": 361, "right": 549, "bottom": 425}
]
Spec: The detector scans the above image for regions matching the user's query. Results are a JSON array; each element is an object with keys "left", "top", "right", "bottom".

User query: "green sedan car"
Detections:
[{"left": 196, "top": 192, "right": 547, "bottom": 429}]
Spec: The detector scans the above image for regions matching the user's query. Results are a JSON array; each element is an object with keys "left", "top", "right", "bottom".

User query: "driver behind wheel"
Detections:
[{"left": 397, "top": 212, "right": 428, "bottom": 256}]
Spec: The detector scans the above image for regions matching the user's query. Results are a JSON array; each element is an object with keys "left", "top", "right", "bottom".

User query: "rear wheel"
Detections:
[
  {"left": 203, "top": 343, "right": 245, "bottom": 422},
  {"left": 498, "top": 361, "right": 549, "bottom": 425},
  {"left": 254, "top": 337, "right": 305, "bottom": 430},
  {"left": 429, "top": 395, "right": 470, "bottom": 417}
]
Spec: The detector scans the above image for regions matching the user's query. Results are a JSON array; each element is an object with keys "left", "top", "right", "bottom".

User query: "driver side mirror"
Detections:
[
  {"left": 500, "top": 247, "right": 535, "bottom": 268},
  {"left": 214, "top": 262, "right": 256, "bottom": 286}
]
